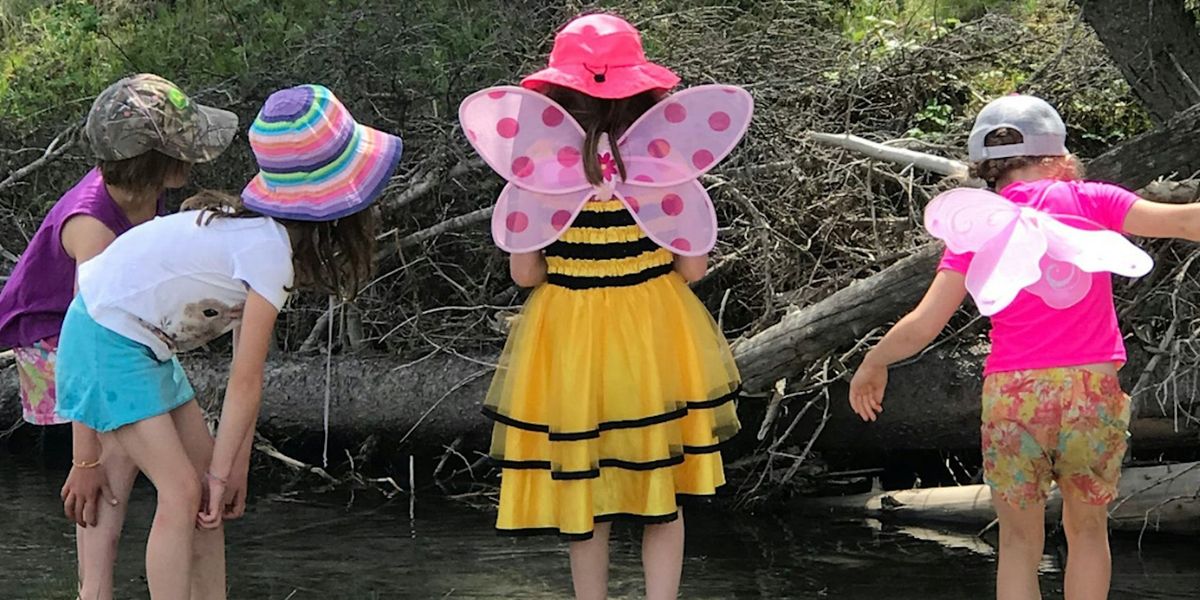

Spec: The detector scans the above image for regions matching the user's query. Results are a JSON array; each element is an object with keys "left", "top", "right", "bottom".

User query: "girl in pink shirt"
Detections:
[{"left": 849, "top": 95, "right": 1200, "bottom": 600}]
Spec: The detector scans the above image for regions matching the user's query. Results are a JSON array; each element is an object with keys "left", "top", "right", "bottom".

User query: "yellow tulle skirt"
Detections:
[{"left": 483, "top": 271, "right": 741, "bottom": 539}]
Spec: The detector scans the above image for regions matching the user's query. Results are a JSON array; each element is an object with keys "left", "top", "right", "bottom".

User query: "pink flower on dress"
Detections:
[{"left": 598, "top": 152, "right": 618, "bottom": 181}]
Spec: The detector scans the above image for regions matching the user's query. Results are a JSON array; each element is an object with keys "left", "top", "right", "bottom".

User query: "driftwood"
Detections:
[{"left": 815, "top": 462, "right": 1200, "bottom": 534}]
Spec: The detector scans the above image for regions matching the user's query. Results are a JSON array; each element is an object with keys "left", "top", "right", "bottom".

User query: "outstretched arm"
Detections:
[
  {"left": 1122, "top": 200, "right": 1200, "bottom": 242},
  {"left": 849, "top": 270, "right": 967, "bottom": 422}
]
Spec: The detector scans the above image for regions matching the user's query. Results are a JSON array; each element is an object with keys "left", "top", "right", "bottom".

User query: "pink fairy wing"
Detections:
[
  {"left": 1036, "top": 212, "right": 1153, "bottom": 277},
  {"left": 615, "top": 180, "right": 716, "bottom": 256},
  {"left": 1022, "top": 211, "right": 1152, "bottom": 309},
  {"left": 491, "top": 184, "right": 591, "bottom": 253},
  {"left": 924, "top": 188, "right": 1021, "bottom": 254},
  {"left": 617, "top": 85, "right": 754, "bottom": 187},
  {"left": 459, "top": 86, "right": 590, "bottom": 194},
  {"left": 1025, "top": 256, "right": 1093, "bottom": 310},
  {"left": 965, "top": 218, "right": 1047, "bottom": 316}
]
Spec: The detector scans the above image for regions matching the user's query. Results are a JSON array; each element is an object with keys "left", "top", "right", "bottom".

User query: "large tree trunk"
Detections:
[
  {"left": 1080, "top": 0, "right": 1200, "bottom": 122},
  {"left": 1087, "top": 103, "right": 1200, "bottom": 188}
]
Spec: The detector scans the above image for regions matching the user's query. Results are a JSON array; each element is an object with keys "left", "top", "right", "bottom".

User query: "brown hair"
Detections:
[
  {"left": 542, "top": 85, "right": 663, "bottom": 186},
  {"left": 99, "top": 150, "right": 191, "bottom": 192},
  {"left": 181, "top": 190, "right": 376, "bottom": 301},
  {"left": 969, "top": 128, "right": 1082, "bottom": 187}
]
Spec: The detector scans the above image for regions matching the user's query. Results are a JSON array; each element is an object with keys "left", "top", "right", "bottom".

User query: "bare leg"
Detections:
[
  {"left": 75, "top": 444, "right": 139, "bottom": 600},
  {"left": 171, "top": 401, "right": 226, "bottom": 600},
  {"left": 993, "top": 492, "right": 1045, "bottom": 600},
  {"left": 103, "top": 413, "right": 201, "bottom": 600},
  {"left": 1060, "top": 494, "right": 1111, "bottom": 600},
  {"left": 569, "top": 521, "right": 612, "bottom": 600},
  {"left": 643, "top": 509, "right": 684, "bottom": 600}
]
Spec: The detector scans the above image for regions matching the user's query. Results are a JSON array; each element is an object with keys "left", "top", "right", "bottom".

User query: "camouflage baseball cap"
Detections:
[{"left": 85, "top": 74, "right": 238, "bottom": 163}]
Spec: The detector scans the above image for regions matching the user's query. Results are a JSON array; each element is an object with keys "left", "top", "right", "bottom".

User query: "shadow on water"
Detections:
[{"left": 1, "top": 456, "right": 1197, "bottom": 599}]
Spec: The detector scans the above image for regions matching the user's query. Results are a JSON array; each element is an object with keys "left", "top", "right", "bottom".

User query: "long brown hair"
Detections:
[
  {"left": 969, "top": 128, "right": 1083, "bottom": 187},
  {"left": 181, "top": 190, "right": 376, "bottom": 300},
  {"left": 543, "top": 85, "right": 663, "bottom": 186}
]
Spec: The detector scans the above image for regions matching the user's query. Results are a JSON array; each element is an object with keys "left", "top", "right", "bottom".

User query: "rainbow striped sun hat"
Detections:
[{"left": 242, "top": 85, "right": 403, "bottom": 221}]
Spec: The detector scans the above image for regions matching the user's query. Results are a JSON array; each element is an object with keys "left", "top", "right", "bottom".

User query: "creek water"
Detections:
[{"left": 2, "top": 455, "right": 1197, "bottom": 599}]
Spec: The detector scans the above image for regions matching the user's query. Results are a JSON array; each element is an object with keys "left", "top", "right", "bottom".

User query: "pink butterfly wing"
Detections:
[
  {"left": 491, "top": 184, "right": 591, "bottom": 253},
  {"left": 615, "top": 181, "right": 716, "bottom": 256},
  {"left": 1023, "top": 211, "right": 1152, "bottom": 309},
  {"left": 1025, "top": 255, "right": 1093, "bottom": 309},
  {"left": 1037, "top": 213, "right": 1153, "bottom": 277},
  {"left": 459, "top": 86, "right": 591, "bottom": 195},
  {"left": 965, "top": 219, "right": 1047, "bottom": 316},
  {"left": 618, "top": 85, "right": 754, "bottom": 187},
  {"left": 924, "top": 188, "right": 1021, "bottom": 254}
]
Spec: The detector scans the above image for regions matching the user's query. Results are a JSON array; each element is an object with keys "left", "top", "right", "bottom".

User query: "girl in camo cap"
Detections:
[{"left": 0, "top": 73, "right": 237, "bottom": 600}]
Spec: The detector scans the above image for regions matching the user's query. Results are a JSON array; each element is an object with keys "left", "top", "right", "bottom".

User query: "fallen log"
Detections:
[
  {"left": 733, "top": 243, "right": 941, "bottom": 392},
  {"left": 812, "top": 462, "right": 1200, "bottom": 534},
  {"left": 0, "top": 353, "right": 497, "bottom": 452},
  {"left": 3, "top": 345, "right": 1193, "bottom": 456}
]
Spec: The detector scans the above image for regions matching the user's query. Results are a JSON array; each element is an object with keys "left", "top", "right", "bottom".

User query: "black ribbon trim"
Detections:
[
  {"left": 544, "top": 236, "right": 660, "bottom": 260},
  {"left": 570, "top": 209, "right": 636, "bottom": 228},
  {"left": 547, "top": 262, "right": 674, "bottom": 289},
  {"left": 481, "top": 385, "right": 741, "bottom": 440},
  {"left": 496, "top": 510, "right": 680, "bottom": 541}
]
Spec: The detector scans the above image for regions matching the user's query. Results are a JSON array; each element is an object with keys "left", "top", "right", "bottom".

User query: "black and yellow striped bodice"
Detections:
[{"left": 545, "top": 200, "right": 674, "bottom": 289}]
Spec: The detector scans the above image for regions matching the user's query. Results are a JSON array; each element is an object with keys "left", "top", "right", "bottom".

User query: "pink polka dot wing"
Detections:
[
  {"left": 614, "top": 85, "right": 754, "bottom": 255},
  {"left": 459, "top": 86, "right": 592, "bottom": 253},
  {"left": 458, "top": 85, "right": 754, "bottom": 256}
]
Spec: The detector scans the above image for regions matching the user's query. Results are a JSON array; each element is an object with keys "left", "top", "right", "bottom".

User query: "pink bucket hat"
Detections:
[{"left": 521, "top": 13, "right": 680, "bottom": 100}]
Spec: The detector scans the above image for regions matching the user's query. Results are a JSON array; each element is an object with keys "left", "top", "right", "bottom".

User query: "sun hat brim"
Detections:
[
  {"left": 241, "top": 123, "right": 402, "bottom": 221},
  {"left": 521, "top": 62, "right": 680, "bottom": 99}
]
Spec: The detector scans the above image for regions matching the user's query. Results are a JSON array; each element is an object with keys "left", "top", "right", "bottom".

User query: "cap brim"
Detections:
[
  {"left": 163, "top": 103, "right": 239, "bottom": 164},
  {"left": 521, "top": 62, "right": 680, "bottom": 99},
  {"left": 242, "top": 124, "right": 403, "bottom": 221}
]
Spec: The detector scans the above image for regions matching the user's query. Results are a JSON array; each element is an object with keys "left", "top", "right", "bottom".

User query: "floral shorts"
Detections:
[
  {"left": 981, "top": 368, "right": 1130, "bottom": 507},
  {"left": 14, "top": 337, "right": 68, "bottom": 425}
]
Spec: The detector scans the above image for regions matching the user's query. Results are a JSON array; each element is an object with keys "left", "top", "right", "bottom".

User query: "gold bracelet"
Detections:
[{"left": 72, "top": 459, "right": 101, "bottom": 469}]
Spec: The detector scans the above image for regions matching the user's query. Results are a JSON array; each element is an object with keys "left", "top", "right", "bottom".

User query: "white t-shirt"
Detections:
[{"left": 78, "top": 211, "right": 294, "bottom": 361}]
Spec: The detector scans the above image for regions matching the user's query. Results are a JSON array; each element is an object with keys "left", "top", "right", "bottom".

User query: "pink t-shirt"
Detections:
[{"left": 939, "top": 179, "right": 1141, "bottom": 375}]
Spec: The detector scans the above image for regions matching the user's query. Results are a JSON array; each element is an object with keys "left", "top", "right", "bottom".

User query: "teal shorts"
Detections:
[{"left": 54, "top": 296, "right": 194, "bottom": 432}]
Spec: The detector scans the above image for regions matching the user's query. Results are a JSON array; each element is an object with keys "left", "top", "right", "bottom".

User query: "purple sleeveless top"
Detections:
[{"left": 0, "top": 169, "right": 161, "bottom": 348}]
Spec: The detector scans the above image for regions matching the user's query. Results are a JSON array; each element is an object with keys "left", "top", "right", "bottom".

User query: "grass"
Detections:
[{"left": 0, "top": 0, "right": 362, "bottom": 128}]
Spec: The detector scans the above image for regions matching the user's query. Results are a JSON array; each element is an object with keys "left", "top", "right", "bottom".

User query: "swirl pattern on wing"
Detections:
[{"left": 924, "top": 188, "right": 1021, "bottom": 255}]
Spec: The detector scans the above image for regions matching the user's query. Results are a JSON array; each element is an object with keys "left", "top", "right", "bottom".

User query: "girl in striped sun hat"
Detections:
[{"left": 53, "top": 84, "right": 401, "bottom": 599}]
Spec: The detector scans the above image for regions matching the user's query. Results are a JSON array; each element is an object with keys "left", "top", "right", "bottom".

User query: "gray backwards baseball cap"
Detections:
[{"left": 967, "top": 94, "right": 1068, "bottom": 162}]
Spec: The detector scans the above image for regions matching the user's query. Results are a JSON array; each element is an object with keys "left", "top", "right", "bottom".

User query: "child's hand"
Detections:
[
  {"left": 223, "top": 461, "right": 250, "bottom": 520},
  {"left": 849, "top": 359, "right": 888, "bottom": 422},
  {"left": 197, "top": 472, "right": 228, "bottom": 530},
  {"left": 61, "top": 464, "right": 117, "bottom": 527}
]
